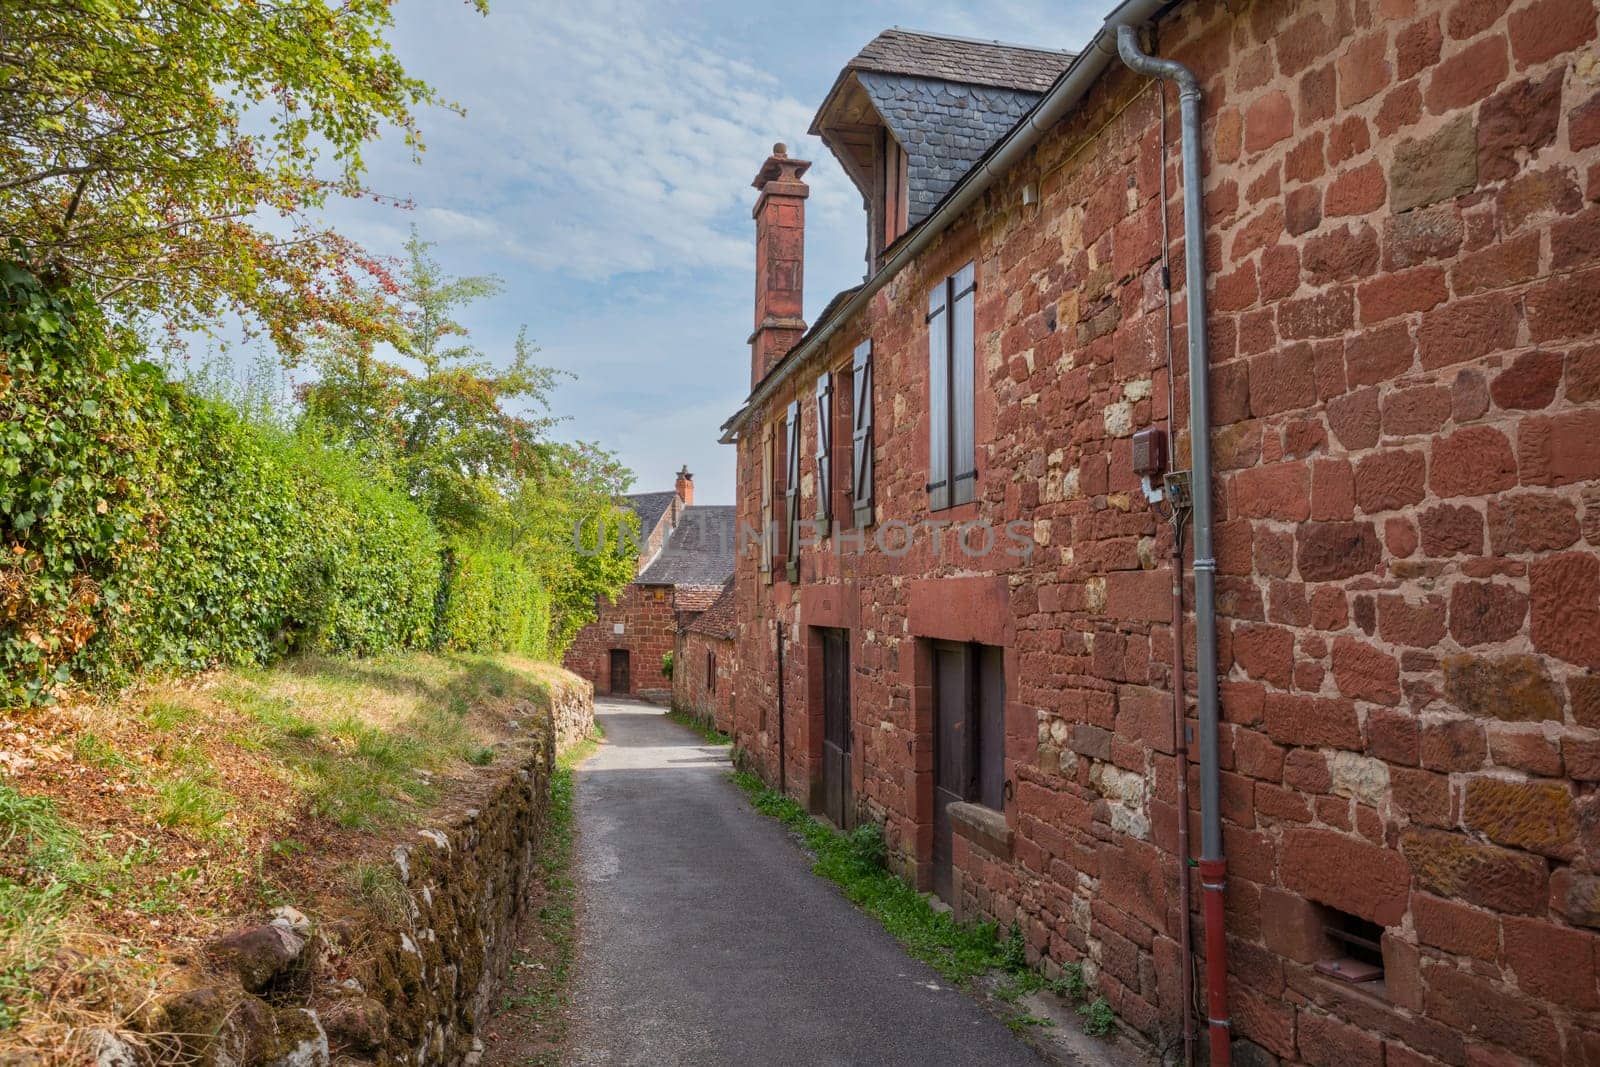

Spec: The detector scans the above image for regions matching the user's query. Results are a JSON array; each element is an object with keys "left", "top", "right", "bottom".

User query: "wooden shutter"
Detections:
[
  {"left": 815, "top": 371, "right": 832, "bottom": 528},
  {"left": 950, "top": 263, "right": 977, "bottom": 506},
  {"left": 927, "top": 280, "right": 950, "bottom": 512},
  {"left": 851, "top": 341, "right": 874, "bottom": 528},
  {"left": 760, "top": 422, "right": 774, "bottom": 582},
  {"left": 785, "top": 401, "right": 801, "bottom": 581}
]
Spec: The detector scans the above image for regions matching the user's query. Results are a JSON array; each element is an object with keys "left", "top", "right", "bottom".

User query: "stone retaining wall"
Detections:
[{"left": 98, "top": 675, "right": 594, "bottom": 1066}]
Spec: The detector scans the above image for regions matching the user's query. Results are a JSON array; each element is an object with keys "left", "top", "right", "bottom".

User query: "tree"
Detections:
[
  {"left": 299, "top": 233, "right": 637, "bottom": 653},
  {"left": 301, "top": 233, "right": 565, "bottom": 533},
  {"left": 0, "top": 0, "right": 485, "bottom": 357},
  {"left": 510, "top": 440, "right": 639, "bottom": 650}
]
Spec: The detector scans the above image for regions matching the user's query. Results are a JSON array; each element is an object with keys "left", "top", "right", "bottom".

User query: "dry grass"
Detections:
[{"left": 0, "top": 651, "right": 579, "bottom": 1061}]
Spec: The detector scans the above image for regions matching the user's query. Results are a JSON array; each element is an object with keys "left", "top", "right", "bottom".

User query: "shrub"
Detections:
[
  {"left": 104, "top": 392, "right": 444, "bottom": 678},
  {"left": 0, "top": 268, "right": 165, "bottom": 703},
  {"left": 436, "top": 536, "right": 551, "bottom": 659},
  {"left": 1, "top": 268, "right": 446, "bottom": 705}
]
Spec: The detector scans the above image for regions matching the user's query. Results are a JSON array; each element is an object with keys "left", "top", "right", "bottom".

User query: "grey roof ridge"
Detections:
[{"left": 881, "top": 25, "right": 1078, "bottom": 58}]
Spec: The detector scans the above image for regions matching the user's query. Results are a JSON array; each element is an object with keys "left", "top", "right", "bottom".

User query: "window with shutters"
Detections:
[
  {"left": 706, "top": 649, "right": 716, "bottom": 693},
  {"left": 927, "top": 262, "right": 976, "bottom": 512},
  {"left": 850, "top": 339, "right": 874, "bottom": 528},
  {"left": 784, "top": 400, "right": 801, "bottom": 582},
  {"left": 760, "top": 423, "right": 774, "bottom": 583},
  {"left": 814, "top": 372, "right": 832, "bottom": 531}
]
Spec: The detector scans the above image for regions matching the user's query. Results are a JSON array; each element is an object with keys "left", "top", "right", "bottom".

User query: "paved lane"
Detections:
[{"left": 569, "top": 697, "right": 1043, "bottom": 1066}]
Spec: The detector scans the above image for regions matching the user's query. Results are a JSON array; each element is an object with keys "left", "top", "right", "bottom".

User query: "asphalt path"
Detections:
[{"left": 568, "top": 697, "right": 1045, "bottom": 1066}]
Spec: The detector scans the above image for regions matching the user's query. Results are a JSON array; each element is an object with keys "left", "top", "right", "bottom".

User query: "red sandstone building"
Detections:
[
  {"left": 672, "top": 579, "right": 737, "bottom": 733},
  {"left": 562, "top": 468, "right": 735, "bottom": 702},
  {"left": 721, "top": 7, "right": 1600, "bottom": 1066}
]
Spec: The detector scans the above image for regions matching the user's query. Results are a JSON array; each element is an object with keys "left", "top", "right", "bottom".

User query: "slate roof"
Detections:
[
  {"left": 637, "top": 506, "right": 737, "bottom": 589},
  {"left": 858, "top": 72, "right": 1046, "bottom": 224},
  {"left": 622, "top": 491, "right": 677, "bottom": 540},
  {"left": 686, "top": 579, "right": 737, "bottom": 640},
  {"left": 845, "top": 28, "right": 1074, "bottom": 93}
]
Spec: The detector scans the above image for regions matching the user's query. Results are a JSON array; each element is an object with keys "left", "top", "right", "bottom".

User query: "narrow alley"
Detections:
[{"left": 565, "top": 697, "right": 1045, "bottom": 1067}]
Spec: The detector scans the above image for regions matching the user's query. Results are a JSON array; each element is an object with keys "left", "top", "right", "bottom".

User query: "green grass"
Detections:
[
  {"left": 491, "top": 727, "right": 602, "bottom": 1058},
  {"left": 351, "top": 860, "right": 411, "bottom": 925},
  {"left": 730, "top": 771, "right": 1115, "bottom": 1038},
  {"left": 72, "top": 732, "right": 137, "bottom": 773},
  {"left": 1078, "top": 996, "right": 1115, "bottom": 1036},
  {"left": 731, "top": 771, "right": 1006, "bottom": 984},
  {"left": 0, "top": 786, "right": 84, "bottom": 1031},
  {"left": 666, "top": 708, "right": 730, "bottom": 746}
]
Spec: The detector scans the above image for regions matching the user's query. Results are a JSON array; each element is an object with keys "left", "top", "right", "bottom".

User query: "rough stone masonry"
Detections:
[{"left": 727, "top": 1, "right": 1600, "bottom": 1064}]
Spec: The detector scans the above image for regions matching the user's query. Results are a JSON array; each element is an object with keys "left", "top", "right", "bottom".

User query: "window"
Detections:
[
  {"left": 881, "top": 131, "right": 908, "bottom": 251},
  {"left": 814, "top": 371, "right": 832, "bottom": 529},
  {"left": 706, "top": 649, "right": 716, "bottom": 693},
  {"left": 760, "top": 423, "right": 774, "bottom": 583},
  {"left": 934, "top": 641, "right": 1006, "bottom": 812},
  {"left": 927, "top": 263, "right": 976, "bottom": 512},
  {"left": 850, "top": 340, "right": 874, "bottom": 528},
  {"left": 784, "top": 400, "right": 800, "bottom": 582}
]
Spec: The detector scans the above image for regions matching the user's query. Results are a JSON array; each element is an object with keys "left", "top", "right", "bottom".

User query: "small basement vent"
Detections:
[{"left": 1314, "top": 909, "right": 1385, "bottom": 985}]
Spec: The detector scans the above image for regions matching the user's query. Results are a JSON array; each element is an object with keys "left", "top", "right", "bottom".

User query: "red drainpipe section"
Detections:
[{"left": 1201, "top": 857, "right": 1231, "bottom": 1064}]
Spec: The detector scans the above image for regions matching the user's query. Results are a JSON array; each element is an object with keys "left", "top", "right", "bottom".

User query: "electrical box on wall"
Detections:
[
  {"left": 1132, "top": 427, "right": 1169, "bottom": 505},
  {"left": 1131, "top": 426, "right": 1167, "bottom": 476}
]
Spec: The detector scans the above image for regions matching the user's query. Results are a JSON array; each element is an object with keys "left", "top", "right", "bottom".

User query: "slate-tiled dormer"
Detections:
[{"left": 809, "top": 28, "right": 1074, "bottom": 270}]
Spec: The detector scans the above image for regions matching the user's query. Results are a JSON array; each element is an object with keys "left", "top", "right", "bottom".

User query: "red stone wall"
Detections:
[
  {"left": 673, "top": 630, "right": 736, "bottom": 732},
  {"left": 731, "top": 0, "right": 1600, "bottom": 1060},
  {"left": 562, "top": 586, "right": 679, "bottom": 703}
]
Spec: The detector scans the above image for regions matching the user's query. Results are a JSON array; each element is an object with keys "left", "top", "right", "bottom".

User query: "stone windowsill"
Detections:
[{"left": 948, "top": 801, "right": 1013, "bottom": 859}]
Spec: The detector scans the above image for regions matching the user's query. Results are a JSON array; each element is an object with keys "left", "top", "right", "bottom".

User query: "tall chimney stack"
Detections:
[
  {"left": 675, "top": 465, "right": 694, "bottom": 506},
  {"left": 750, "top": 142, "right": 809, "bottom": 388}
]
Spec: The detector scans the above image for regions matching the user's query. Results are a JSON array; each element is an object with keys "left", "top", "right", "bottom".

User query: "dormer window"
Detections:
[{"left": 807, "top": 29, "right": 1073, "bottom": 273}]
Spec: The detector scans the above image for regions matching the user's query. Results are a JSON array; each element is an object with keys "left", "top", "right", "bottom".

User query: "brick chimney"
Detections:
[
  {"left": 675, "top": 465, "right": 694, "bottom": 506},
  {"left": 750, "top": 142, "right": 809, "bottom": 387}
]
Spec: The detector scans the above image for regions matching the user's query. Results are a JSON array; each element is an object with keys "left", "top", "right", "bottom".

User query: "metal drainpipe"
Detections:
[
  {"left": 776, "top": 620, "right": 787, "bottom": 795},
  {"left": 1116, "top": 25, "right": 1230, "bottom": 1067}
]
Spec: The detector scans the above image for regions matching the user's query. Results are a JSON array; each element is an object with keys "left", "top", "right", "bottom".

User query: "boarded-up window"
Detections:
[
  {"left": 934, "top": 641, "right": 1006, "bottom": 810},
  {"left": 814, "top": 372, "right": 832, "bottom": 529},
  {"left": 927, "top": 262, "right": 977, "bottom": 511},
  {"left": 851, "top": 340, "right": 874, "bottom": 528},
  {"left": 785, "top": 400, "right": 801, "bottom": 582}
]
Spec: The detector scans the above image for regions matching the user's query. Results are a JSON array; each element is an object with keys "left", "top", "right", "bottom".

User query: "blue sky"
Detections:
[{"left": 319, "top": 0, "right": 1099, "bottom": 503}]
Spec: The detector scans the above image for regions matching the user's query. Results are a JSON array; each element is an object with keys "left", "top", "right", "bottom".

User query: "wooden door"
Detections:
[
  {"left": 932, "top": 641, "right": 971, "bottom": 903},
  {"left": 609, "top": 649, "right": 630, "bottom": 695},
  {"left": 821, "top": 628, "right": 853, "bottom": 830}
]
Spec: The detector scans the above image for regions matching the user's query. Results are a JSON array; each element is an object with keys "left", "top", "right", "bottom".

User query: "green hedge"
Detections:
[
  {"left": 436, "top": 537, "right": 551, "bottom": 660},
  {"left": 1, "top": 269, "right": 447, "bottom": 705},
  {"left": 107, "top": 407, "right": 444, "bottom": 676},
  {"left": 0, "top": 268, "right": 165, "bottom": 703}
]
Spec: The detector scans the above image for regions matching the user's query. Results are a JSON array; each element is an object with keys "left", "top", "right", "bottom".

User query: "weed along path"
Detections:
[{"left": 556, "top": 697, "right": 1046, "bottom": 1067}]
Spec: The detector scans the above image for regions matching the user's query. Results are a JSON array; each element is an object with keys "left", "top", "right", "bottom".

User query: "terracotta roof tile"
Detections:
[{"left": 686, "top": 580, "right": 737, "bottom": 640}]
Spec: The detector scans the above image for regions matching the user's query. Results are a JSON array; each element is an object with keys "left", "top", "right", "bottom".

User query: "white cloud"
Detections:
[{"left": 356, "top": 0, "right": 856, "bottom": 284}]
